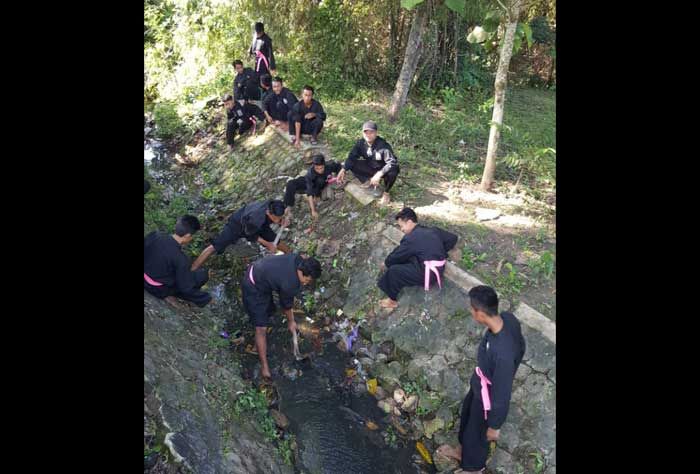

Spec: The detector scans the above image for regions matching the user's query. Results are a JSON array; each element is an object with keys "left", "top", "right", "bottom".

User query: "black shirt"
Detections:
[
  {"left": 227, "top": 200, "right": 274, "bottom": 241},
  {"left": 384, "top": 225, "right": 457, "bottom": 268},
  {"left": 291, "top": 99, "right": 326, "bottom": 121},
  {"left": 227, "top": 101, "right": 265, "bottom": 125},
  {"left": 470, "top": 312, "right": 526, "bottom": 430},
  {"left": 143, "top": 232, "right": 212, "bottom": 305},
  {"left": 305, "top": 160, "right": 342, "bottom": 196},
  {"left": 344, "top": 136, "right": 398, "bottom": 176},
  {"left": 249, "top": 253, "right": 303, "bottom": 309},
  {"left": 249, "top": 33, "right": 276, "bottom": 70},
  {"left": 263, "top": 87, "right": 298, "bottom": 119},
  {"left": 233, "top": 67, "right": 261, "bottom": 101}
]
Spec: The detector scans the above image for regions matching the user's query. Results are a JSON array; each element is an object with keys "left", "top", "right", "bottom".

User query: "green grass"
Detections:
[
  {"left": 323, "top": 86, "right": 555, "bottom": 201},
  {"left": 460, "top": 247, "right": 487, "bottom": 270}
]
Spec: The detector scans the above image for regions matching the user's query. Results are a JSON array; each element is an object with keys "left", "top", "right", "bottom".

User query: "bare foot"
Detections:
[
  {"left": 261, "top": 368, "right": 272, "bottom": 379},
  {"left": 380, "top": 193, "right": 391, "bottom": 206},
  {"left": 437, "top": 444, "right": 462, "bottom": 462},
  {"left": 379, "top": 298, "right": 398, "bottom": 309}
]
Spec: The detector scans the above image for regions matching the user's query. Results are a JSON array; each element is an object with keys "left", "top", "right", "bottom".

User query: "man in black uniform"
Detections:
[
  {"left": 377, "top": 208, "right": 457, "bottom": 309},
  {"left": 242, "top": 253, "right": 321, "bottom": 379},
  {"left": 223, "top": 94, "right": 265, "bottom": 149},
  {"left": 263, "top": 77, "right": 297, "bottom": 132},
  {"left": 336, "top": 120, "right": 400, "bottom": 206},
  {"left": 233, "top": 59, "right": 261, "bottom": 102},
  {"left": 437, "top": 285, "right": 526, "bottom": 474},
  {"left": 259, "top": 73, "right": 273, "bottom": 104},
  {"left": 249, "top": 22, "right": 276, "bottom": 77},
  {"left": 191, "top": 199, "right": 290, "bottom": 271},
  {"left": 144, "top": 215, "right": 212, "bottom": 307},
  {"left": 289, "top": 85, "right": 326, "bottom": 148},
  {"left": 283, "top": 153, "right": 342, "bottom": 226}
]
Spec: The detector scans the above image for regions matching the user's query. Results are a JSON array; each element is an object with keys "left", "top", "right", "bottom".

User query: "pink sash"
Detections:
[
  {"left": 144, "top": 273, "right": 163, "bottom": 287},
  {"left": 423, "top": 260, "right": 446, "bottom": 291},
  {"left": 476, "top": 367, "right": 492, "bottom": 420},
  {"left": 255, "top": 51, "right": 269, "bottom": 73},
  {"left": 248, "top": 265, "right": 255, "bottom": 285}
]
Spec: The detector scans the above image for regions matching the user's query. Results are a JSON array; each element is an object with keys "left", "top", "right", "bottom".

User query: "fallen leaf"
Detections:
[
  {"left": 416, "top": 441, "right": 433, "bottom": 464},
  {"left": 366, "top": 420, "right": 379, "bottom": 430},
  {"left": 367, "top": 378, "right": 378, "bottom": 395},
  {"left": 345, "top": 368, "right": 357, "bottom": 378}
]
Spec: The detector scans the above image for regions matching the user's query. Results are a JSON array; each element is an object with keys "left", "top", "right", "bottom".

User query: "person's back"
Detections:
[
  {"left": 398, "top": 225, "right": 451, "bottom": 265},
  {"left": 249, "top": 252, "right": 303, "bottom": 297},
  {"left": 143, "top": 215, "right": 212, "bottom": 307}
]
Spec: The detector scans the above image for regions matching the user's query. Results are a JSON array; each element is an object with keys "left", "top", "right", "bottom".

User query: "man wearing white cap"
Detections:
[{"left": 336, "top": 120, "right": 400, "bottom": 206}]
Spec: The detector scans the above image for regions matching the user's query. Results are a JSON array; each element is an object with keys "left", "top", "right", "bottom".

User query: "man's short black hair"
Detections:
[
  {"left": 223, "top": 93, "right": 234, "bottom": 102},
  {"left": 303, "top": 85, "right": 315, "bottom": 95},
  {"left": 272, "top": 76, "right": 283, "bottom": 84},
  {"left": 233, "top": 59, "right": 243, "bottom": 67},
  {"left": 175, "top": 215, "right": 201, "bottom": 237},
  {"left": 395, "top": 207, "right": 418, "bottom": 223},
  {"left": 298, "top": 257, "right": 322, "bottom": 279},
  {"left": 311, "top": 154, "right": 325, "bottom": 166},
  {"left": 255, "top": 22, "right": 264, "bottom": 33},
  {"left": 260, "top": 73, "right": 272, "bottom": 87},
  {"left": 268, "top": 200, "right": 286, "bottom": 216},
  {"left": 468, "top": 285, "right": 499, "bottom": 316},
  {"left": 144, "top": 179, "right": 151, "bottom": 195}
]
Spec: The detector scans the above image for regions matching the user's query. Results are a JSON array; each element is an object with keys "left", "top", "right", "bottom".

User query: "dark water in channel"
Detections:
[{"left": 240, "top": 320, "right": 432, "bottom": 474}]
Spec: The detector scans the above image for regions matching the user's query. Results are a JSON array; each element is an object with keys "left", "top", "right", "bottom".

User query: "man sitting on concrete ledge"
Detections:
[
  {"left": 282, "top": 153, "right": 342, "bottom": 232},
  {"left": 144, "top": 215, "right": 212, "bottom": 308},
  {"left": 263, "top": 76, "right": 297, "bottom": 132},
  {"left": 436, "top": 285, "right": 525, "bottom": 474},
  {"left": 191, "top": 199, "right": 290, "bottom": 271},
  {"left": 289, "top": 85, "right": 326, "bottom": 148},
  {"left": 378, "top": 207, "right": 457, "bottom": 309},
  {"left": 224, "top": 94, "right": 265, "bottom": 150},
  {"left": 336, "top": 120, "right": 399, "bottom": 206}
]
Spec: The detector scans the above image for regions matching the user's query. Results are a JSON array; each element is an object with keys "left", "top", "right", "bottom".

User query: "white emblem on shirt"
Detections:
[
  {"left": 283, "top": 98, "right": 288, "bottom": 104},
  {"left": 486, "top": 341, "right": 490, "bottom": 351},
  {"left": 236, "top": 110, "right": 243, "bottom": 117},
  {"left": 375, "top": 151, "right": 382, "bottom": 160}
]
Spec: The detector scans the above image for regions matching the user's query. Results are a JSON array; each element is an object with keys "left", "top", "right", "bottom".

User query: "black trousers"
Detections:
[
  {"left": 143, "top": 269, "right": 210, "bottom": 307},
  {"left": 377, "top": 261, "right": 442, "bottom": 300},
  {"left": 284, "top": 176, "right": 313, "bottom": 207},
  {"left": 288, "top": 115, "right": 323, "bottom": 138},
  {"left": 226, "top": 118, "right": 255, "bottom": 145},
  {"left": 350, "top": 160, "right": 400, "bottom": 192},
  {"left": 269, "top": 108, "right": 292, "bottom": 123},
  {"left": 458, "top": 389, "right": 490, "bottom": 471}
]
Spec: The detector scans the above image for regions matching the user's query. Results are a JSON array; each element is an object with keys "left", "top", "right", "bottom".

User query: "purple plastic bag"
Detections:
[{"left": 345, "top": 326, "right": 359, "bottom": 351}]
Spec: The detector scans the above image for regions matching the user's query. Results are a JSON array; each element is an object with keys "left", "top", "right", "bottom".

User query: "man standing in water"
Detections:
[
  {"left": 241, "top": 253, "right": 322, "bottom": 379},
  {"left": 437, "top": 285, "right": 526, "bottom": 473}
]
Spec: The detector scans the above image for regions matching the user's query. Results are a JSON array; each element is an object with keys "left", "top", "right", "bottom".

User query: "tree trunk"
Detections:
[
  {"left": 388, "top": 4, "right": 428, "bottom": 122},
  {"left": 480, "top": 1, "right": 523, "bottom": 191},
  {"left": 453, "top": 14, "right": 460, "bottom": 86}
]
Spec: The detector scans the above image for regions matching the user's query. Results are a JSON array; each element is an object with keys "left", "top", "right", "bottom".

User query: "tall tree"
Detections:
[
  {"left": 388, "top": 1, "right": 428, "bottom": 122},
  {"left": 480, "top": 0, "right": 525, "bottom": 191}
]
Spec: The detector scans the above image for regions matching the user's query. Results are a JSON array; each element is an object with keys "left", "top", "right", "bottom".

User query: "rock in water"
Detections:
[
  {"left": 393, "top": 388, "right": 406, "bottom": 405},
  {"left": 401, "top": 395, "right": 418, "bottom": 412},
  {"left": 270, "top": 409, "right": 289, "bottom": 429}
]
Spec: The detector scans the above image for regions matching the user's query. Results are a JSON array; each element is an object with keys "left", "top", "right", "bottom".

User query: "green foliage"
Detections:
[
  {"left": 529, "top": 251, "right": 555, "bottom": 282},
  {"left": 495, "top": 262, "right": 524, "bottom": 296},
  {"left": 461, "top": 247, "right": 487, "bottom": 270},
  {"left": 444, "top": 0, "right": 466, "bottom": 15},
  {"left": 401, "top": 0, "right": 425, "bottom": 9},
  {"left": 529, "top": 16, "right": 554, "bottom": 44},
  {"left": 384, "top": 425, "right": 398, "bottom": 447},
  {"left": 530, "top": 450, "right": 546, "bottom": 473},
  {"left": 277, "top": 435, "right": 295, "bottom": 466},
  {"left": 303, "top": 293, "right": 316, "bottom": 312},
  {"left": 153, "top": 101, "right": 186, "bottom": 139}
]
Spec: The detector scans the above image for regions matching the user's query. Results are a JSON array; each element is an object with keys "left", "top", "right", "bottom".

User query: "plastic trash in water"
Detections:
[
  {"left": 220, "top": 331, "right": 229, "bottom": 339},
  {"left": 345, "top": 325, "right": 359, "bottom": 351}
]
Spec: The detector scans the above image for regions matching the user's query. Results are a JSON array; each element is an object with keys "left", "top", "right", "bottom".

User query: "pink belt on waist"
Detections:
[
  {"left": 248, "top": 265, "right": 255, "bottom": 285},
  {"left": 475, "top": 367, "right": 492, "bottom": 420},
  {"left": 255, "top": 51, "right": 269, "bottom": 73},
  {"left": 249, "top": 116, "right": 257, "bottom": 134},
  {"left": 144, "top": 273, "right": 163, "bottom": 287},
  {"left": 423, "top": 260, "right": 446, "bottom": 291},
  {"left": 326, "top": 175, "right": 339, "bottom": 184}
]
